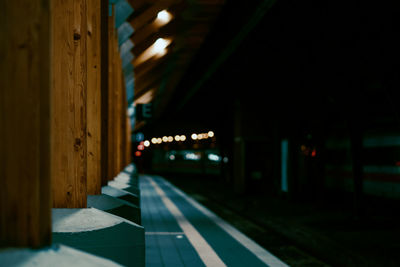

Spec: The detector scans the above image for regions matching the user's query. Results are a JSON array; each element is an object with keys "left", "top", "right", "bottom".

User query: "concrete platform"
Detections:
[
  {"left": 140, "top": 175, "right": 288, "bottom": 267},
  {"left": 109, "top": 179, "right": 141, "bottom": 197},
  {"left": 102, "top": 185, "right": 140, "bottom": 207},
  {"left": 88, "top": 194, "right": 141, "bottom": 225},
  {"left": 0, "top": 244, "right": 123, "bottom": 267},
  {"left": 52, "top": 208, "right": 145, "bottom": 267}
]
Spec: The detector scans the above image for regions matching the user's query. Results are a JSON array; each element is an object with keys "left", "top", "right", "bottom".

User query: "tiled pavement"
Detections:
[{"left": 140, "top": 175, "right": 288, "bottom": 267}]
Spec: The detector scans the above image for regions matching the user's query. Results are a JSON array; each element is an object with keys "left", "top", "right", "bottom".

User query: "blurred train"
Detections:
[
  {"left": 324, "top": 134, "right": 400, "bottom": 199},
  {"left": 135, "top": 132, "right": 400, "bottom": 199},
  {"left": 151, "top": 148, "right": 224, "bottom": 175}
]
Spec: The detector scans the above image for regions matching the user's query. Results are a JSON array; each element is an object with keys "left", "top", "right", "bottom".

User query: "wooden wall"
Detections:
[{"left": 0, "top": 0, "right": 51, "bottom": 247}]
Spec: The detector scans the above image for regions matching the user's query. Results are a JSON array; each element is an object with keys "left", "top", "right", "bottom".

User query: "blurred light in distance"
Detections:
[
  {"left": 144, "top": 140, "right": 150, "bottom": 147},
  {"left": 133, "top": 38, "right": 171, "bottom": 66},
  {"left": 191, "top": 133, "right": 197, "bottom": 140},
  {"left": 127, "top": 106, "right": 135, "bottom": 117},
  {"left": 175, "top": 135, "right": 181, "bottom": 141},
  {"left": 208, "top": 154, "right": 221, "bottom": 162},
  {"left": 137, "top": 144, "right": 144, "bottom": 151},
  {"left": 157, "top": 138, "right": 162, "bottom": 143},
  {"left": 153, "top": 38, "right": 169, "bottom": 55},
  {"left": 223, "top": 157, "right": 229, "bottom": 163},
  {"left": 151, "top": 138, "right": 157, "bottom": 144},
  {"left": 156, "top": 10, "right": 172, "bottom": 24},
  {"left": 180, "top": 135, "right": 186, "bottom": 141},
  {"left": 135, "top": 151, "right": 141, "bottom": 157},
  {"left": 169, "top": 154, "right": 175, "bottom": 160},
  {"left": 168, "top": 136, "right": 173, "bottom": 142},
  {"left": 134, "top": 89, "right": 154, "bottom": 105},
  {"left": 311, "top": 149, "right": 316, "bottom": 157},
  {"left": 184, "top": 152, "right": 201, "bottom": 161},
  {"left": 135, "top": 132, "right": 144, "bottom": 142},
  {"left": 162, "top": 136, "right": 168, "bottom": 142},
  {"left": 208, "top": 131, "right": 214, "bottom": 138}
]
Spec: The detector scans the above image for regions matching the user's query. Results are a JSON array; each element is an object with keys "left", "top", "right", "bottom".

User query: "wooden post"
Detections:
[
  {"left": 107, "top": 6, "right": 116, "bottom": 180},
  {"left": 0, "top": 0, "right": 51, "bottom": 247},
  {"left": 233, "top": 100, "right": 246, "bottom": 194},
  {"left": 87, "top": 0, "right": 102, "bottom": 195},
  {"left": 126, "top": 116, "right": 132, "bottom": 166},
  {"left": 51, "top": 0, "right": 88, "bottom": 208},
  {"left": 115, "top": 45, "right": 123, "bottom": 174},
  {"left": 100, "top": 0, "right": 109, "bottom": 186},
  {"left": 121, "top": 73, "right": 128, "bottom": 168}
]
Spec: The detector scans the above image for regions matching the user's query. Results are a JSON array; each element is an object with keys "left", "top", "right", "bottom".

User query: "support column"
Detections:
[
  {"left": 121, "top": 74, "right": 128, "bottom": 168},
  {"left": 51, "top": 0, "right": 88, "bottom": 208},
  {"left": 0, "top": 0, "right": 51, "bottom": 247},
  {"left": 115, "top": 46, "right": 123, "bottom": 174},
  {"left": 100, "top": 0, "right": 109, "bottom": 186},
  {"left": 350, "top": 122, "right": 364, "bottom": 218},
  {"left": 107, "top": 5, "right": 116, "bottom": 180},
  {"left": 233, "top": 100, "right": 246, "bottom": 194},
  {"left": 126, "top": 116, "right": 132, "bottom": 166},
  {"left": 87, "top": 0, "right": 102, "bottom": 195}
]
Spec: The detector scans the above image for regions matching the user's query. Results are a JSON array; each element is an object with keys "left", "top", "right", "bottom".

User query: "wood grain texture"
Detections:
[
  {"left": 87, "top": 0, "right": 102, "bottom": 195},
  {"left": 120, "top": 72, "right": 128, "bottom": 168},
  {"left": 107, "top": 6, "right": 116, "bottom": 180},
  {"left": 126, "top": 116, "right": 132, "bottom": 166},
  {"left": 0, "top": 0, "right": 51, "bottom": 247},
  {"left": 51, "top": 0, "right": 88, "bottom": 208},
  {"left": 114, "top": 43, "right": 122, "bottom": 174},
  {"left": 100, "top": 0, "right": 109, "bottom": 186}
]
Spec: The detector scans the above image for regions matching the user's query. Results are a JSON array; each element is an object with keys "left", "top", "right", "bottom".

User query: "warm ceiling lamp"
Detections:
[
  {"left": 153, "top": 38, "right": 170, "bottom": 55},
  {"left": 134, "top": 89, "right": 154, "bottom": 105},
  {"left": 156, "top": 10, "right": 172, "bottom": 24},
  {"left": 133, "top": 38, "right": 171, "bottom": 66}
]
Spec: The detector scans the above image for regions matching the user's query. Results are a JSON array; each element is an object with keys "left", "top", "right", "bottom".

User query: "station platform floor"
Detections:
[
  {"left": 161, "top": 173, "right": 400, "bottom": 267},
  {"left": 140, "top": 175, "right": 288, "bottom": 267}
]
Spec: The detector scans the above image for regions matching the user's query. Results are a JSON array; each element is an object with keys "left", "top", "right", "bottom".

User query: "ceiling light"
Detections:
[
  {"left": 153, "top": 38, "right": 169, "bottom": 54},
  {"left": 156, "top": 10, "right": 172, "bottom": 24},
  {"left": 134, "top": 89, "right": 154, "bottom": 105}
]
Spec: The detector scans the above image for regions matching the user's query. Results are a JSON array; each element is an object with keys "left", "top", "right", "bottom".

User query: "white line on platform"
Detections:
[
  {"left": 147, "top": 176, "right": 227, "bottom": 267},
  {"left": 145, "top": 232, "right": 185, "bottom": 235},
  {"left": 161, "top": 177, "right": 289, "bottom": 267}
]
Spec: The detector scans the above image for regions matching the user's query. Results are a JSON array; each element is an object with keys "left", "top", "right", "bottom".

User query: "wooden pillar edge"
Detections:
[{"left": 0, "top": 0, "right": 51, "bottom": 247}]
